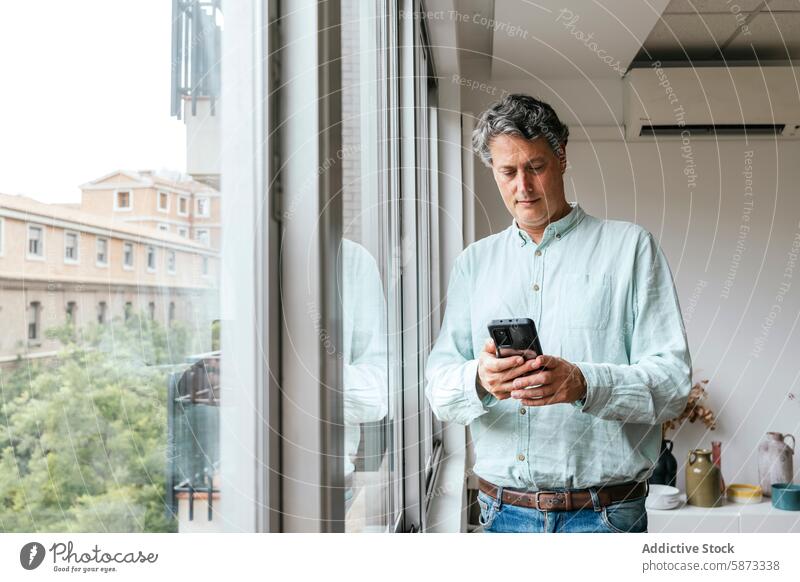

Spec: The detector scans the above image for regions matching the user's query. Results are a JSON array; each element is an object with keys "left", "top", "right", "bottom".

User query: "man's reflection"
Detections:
[{"left": 339, "top": 238, "right": 388, "bottom": 514}]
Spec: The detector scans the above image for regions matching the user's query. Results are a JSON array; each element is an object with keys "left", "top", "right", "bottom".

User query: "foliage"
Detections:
[
  {"left": 662, "top": 379, "right": 717, "bottom": 437},
  {"left": 0, "top": 313, "right": 196, "bottom": 532}
]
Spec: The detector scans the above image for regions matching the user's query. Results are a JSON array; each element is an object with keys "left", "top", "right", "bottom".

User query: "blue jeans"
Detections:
[{"left": 478, "top": 484, "right": 648, "bottom": 533}]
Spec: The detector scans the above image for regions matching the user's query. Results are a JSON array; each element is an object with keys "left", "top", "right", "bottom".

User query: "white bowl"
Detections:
[
  {"left": 646, "top": 492, "right": 687, "bottom": 510},
  {"left": 648, "top": 484, "right": 681, "bottom": 499}
]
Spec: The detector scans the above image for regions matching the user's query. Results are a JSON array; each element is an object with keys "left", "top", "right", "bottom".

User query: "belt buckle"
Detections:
[{"left": 535, "top": 490, "right": 572, "bottom": 511}]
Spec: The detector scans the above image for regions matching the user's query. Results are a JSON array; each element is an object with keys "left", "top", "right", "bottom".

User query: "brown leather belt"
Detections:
[{"left": 478, "top": 477, "right": 648, "bottom": 511}]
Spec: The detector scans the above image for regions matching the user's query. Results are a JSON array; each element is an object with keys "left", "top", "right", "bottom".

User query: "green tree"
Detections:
[{"left": 0, "top": 314, "right": 196, "bottom": 532}]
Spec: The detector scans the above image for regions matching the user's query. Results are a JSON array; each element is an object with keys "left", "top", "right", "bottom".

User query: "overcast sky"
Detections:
[{"left": 0, "top": 0, "right": 186, "bottom": 203}]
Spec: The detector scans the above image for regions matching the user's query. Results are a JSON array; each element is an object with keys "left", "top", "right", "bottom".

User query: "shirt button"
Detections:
[
  {"left": 535, "top": 250, "right": 542, "bottom": 256},
  {"left": 555, "top": 233, "right": 561, "bottom": 240},
  {"left": 520, "top": 407, "right": 527, "bottom": 415},
  {"left": 533, "top": 284, "right": 540, "bottom": 291},
  {"left": 518, "top": 454, "right": 526, "bottom": 461}
]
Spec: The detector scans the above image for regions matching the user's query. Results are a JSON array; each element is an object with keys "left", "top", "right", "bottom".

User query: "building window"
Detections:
[
  {"left": 147, "top": 246, "right": 157, "bottom": 271},
  {"left": 202, "top": 256, "right": 209, "bottom": 277},
  {"left": 115, "top": 190, "right": 132, "bottom": 210},
  {"left": 97, "top": 302, "right": 107, "bottom": 324},
  {"left": 158, "top": 191, "right": 170, "bottom": 212},
  {"left": 66, "top": 301, "right": 77, "bottom": 326},
  {"left": 168, "top": 301, "right": 176, "bottom": 324},
  {"left": 27, "top": 301, "right": 41, "bottom": 342},
  {"left": 64, "top": 231, "right": 79, "bottom": 263},
  {"left": 27, "top": 224, "right": 45, "bottom": 259},
  {"left": 96, "top": 237, "right": 109, "bottom": 266},
  {"left": 178, "top": 196, "right": 189, "bottom": 216},
  {"left": 195, "top": 229, "right": 210, "bottom": 246},
  {"left": 123, "top": 242, "right": 134, "bottom": 269},
  {"left": 124, "top": 302, "right": 133, "bottom": 321},
  {"left": 148, "top": 302, "right": 156, "bottom": 320},
  {"left": 167, "top": 250, "right": 176, "bottom": 274},
  {"left": 196, "top": 197, "right": 210, "bottom": 217},
  {"left": 158, "top": 223, "right": 169, "bottom": 233},
  {"left": 178, "top": 227, "right": 188, "bottom": 238}
]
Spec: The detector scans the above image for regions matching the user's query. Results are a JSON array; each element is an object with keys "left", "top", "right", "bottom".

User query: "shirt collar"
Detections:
[{"left": 513, "top": 201, "right": 585, "bottom": 247}]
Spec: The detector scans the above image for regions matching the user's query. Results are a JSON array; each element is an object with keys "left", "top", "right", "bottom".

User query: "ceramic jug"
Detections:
[
  {"left": 758, "top": 432, "right": 795, "bottom": 497},
  {"left": 686, "top": 449, "right": 724, "bottom": 507}
]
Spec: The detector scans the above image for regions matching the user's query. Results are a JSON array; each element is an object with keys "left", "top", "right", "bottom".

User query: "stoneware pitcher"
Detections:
[
  {"left": 758, "top": 432, "right": 795, "bottom": 497},
  {"left": 686, "top": 449, "right": 724, "bottom": 507}
]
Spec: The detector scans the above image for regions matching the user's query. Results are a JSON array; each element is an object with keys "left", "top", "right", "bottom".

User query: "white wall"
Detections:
[{"left": 463, "top": 78, "right": 800, "bottom": 492}]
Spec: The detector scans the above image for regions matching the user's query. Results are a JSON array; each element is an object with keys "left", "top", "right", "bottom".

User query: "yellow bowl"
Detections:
[{"left": 726, "top": 484, "right": 763, "bottom": 504}]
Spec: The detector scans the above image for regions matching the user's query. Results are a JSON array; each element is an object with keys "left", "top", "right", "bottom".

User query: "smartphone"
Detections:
[{"left": 487, "top": 318, "right": 543, "bottom": 361}]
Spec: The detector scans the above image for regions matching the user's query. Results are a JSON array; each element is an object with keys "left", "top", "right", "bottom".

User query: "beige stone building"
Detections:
[{"left": 0, "top": 171, "right": 220, "bottom": 364}]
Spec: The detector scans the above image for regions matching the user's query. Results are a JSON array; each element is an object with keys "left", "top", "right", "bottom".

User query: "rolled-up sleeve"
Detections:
[
  {"left": 574, "top": 230, "right": 692, "bottom": 424},
  {"left": 425, "top": 254, "right": 495, "bottom": 425}
]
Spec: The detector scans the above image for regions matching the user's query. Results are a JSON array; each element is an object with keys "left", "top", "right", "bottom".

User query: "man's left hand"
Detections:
[{"left": 510, "top": 355, "right": 587, "bottom": 406}]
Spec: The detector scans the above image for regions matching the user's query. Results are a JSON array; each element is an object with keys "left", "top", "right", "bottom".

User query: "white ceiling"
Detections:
[
  {"left": 490, "top": 0, "right": 671, "bottom": 80},
  {"left": 634, "top": 0, "right": 800, "bottom": 64},
  {"left": 426, "top": 0, "right": 800, "bottom": 82}
]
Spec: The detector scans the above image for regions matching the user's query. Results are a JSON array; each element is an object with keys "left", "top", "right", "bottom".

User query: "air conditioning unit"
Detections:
[{"left": 624, "top": 66, "right": 800, "bottom": 140}]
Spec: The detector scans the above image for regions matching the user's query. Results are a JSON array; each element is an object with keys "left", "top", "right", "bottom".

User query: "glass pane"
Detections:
[
  {"left": 340, "top": 0, "right": 394, "bottom": 532},
  {"left": 0, "top": 0, "right": 222, "bottom": 532}
]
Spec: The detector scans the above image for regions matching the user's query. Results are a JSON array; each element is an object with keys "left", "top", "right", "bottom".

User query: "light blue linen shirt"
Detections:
[{"left": 425, "top": 202, "right": 692, "bottom": 490}]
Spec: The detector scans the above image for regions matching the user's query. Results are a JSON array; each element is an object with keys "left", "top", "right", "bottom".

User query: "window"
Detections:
[
  {"left": 123, "top": 242, "right": 134, "bottom": 269},
  {"left": 96, "top": 237, "right": 109, "bottom": 266},
  {"left": 195, "top": 229, "right": 210, "bottom": 246},
  {"left": 178, "top": 227, "right": 188, "bottom": 238},
  {"left": 124, "top": 302, "right": 133, "bottom": 321},
  {"left": 168, "top": 301, "right": 175, "bottom": 324},
  {"left": 115, "top": 190, "right": 132, "bottom": 210},
  {"left": 148, "top": 302, "right": 156, "bottom": 320},
  {"left": 178, "top": 196, "right": 189, "bottom": 216},
  {"left": 64, "top": 231, "right": 79, "bottom": 263},
  {"left": 158, "top": 191, "right": 170, "bottom": 212},
  {"left": 158, "top": 223, "right": 169, "bottom": 233},
  {"left": 27, "top": 224, "right": 45, "bottom": 259},
  {"left": 27, "top": 301, "right": 41, "bottom": 342},
  {"left": 202, "top": 256, "right": 209, "bottom": 277},
  {"left": 195, "top": 197, "right": 210, "bottom": 217},
  {"left": 167, "top": 250, "right": 176, "bottom": 274},
  {"left": 147, "top": 246, "right": 157, "bottom": 271},
  {"left": 66, "top": 301, "right": 77, "bottom": 326},
  {"left": 97, "top": 302, "right": 107, "bottom": 324}
]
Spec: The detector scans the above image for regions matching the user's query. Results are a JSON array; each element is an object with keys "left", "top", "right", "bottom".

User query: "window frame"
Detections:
[
  {"left": 122, "top": 241, "right": 134, "bottom": 270},
  {"left": 27, "top": 301, "right": 41, "bottom": 344},
  {"left": 96, "top": 236, "right": 109, "bottom": 267},
  {"left": 26, "top": 223, "right": 46, "bottom": 261},
  {"left": 166, "top": 249, "right": 176, "bottom": 274},
  {"left": 146, "top": 245, "right": 157, "bottom": 272},
  {"left": 195, "top": 196, "right": 210, "bottom": 217},
  {"left": 178, "top": 195, "right": 189, "bottom": 216},
  {"left": 114, "top": 189, "right": 133, "bottom": 211},
  {"left": 195, "top": 228, "right": 210, "bottom": 246},
  {"left": 157, "top": 190, "right": 170, "bottom": 213},
  {"left": 63, "top": 230, "right": 80, "bottom": 264}
]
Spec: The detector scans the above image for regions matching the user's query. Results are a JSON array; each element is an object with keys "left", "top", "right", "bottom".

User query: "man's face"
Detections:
[{"left": 488, "top": 133, "right": 567, "bottom": 231}]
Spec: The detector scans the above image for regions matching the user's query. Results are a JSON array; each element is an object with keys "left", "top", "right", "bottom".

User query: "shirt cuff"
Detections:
[
  {"left": 462, "top": 359, "right": 499, "bottom": 411},
  {"left": 573, "top": 362, "right": 612, "bottom": 414}
]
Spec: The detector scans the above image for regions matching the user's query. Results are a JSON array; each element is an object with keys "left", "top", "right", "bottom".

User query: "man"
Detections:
[{"left": 425, "top": 94, "right": 691, "bottom": 533}]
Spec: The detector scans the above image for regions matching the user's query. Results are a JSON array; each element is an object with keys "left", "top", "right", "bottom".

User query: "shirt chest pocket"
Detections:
[{"left": 558, "top": 272, "right": 612, "bottom": 330}]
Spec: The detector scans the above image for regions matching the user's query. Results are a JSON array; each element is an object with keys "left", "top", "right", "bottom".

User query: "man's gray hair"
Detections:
[{"left": 472, "top": 94, "right": 569, "bottom": 167}]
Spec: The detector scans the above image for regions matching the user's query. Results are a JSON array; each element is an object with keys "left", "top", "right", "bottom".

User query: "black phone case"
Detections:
[{"left": 487, "top": 317, "right": 544, "bottom": 360}]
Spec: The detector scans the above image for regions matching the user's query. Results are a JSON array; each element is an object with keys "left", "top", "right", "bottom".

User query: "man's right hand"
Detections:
[{"left": 476, "top": 338, "right": 540, "bottom": 401}]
